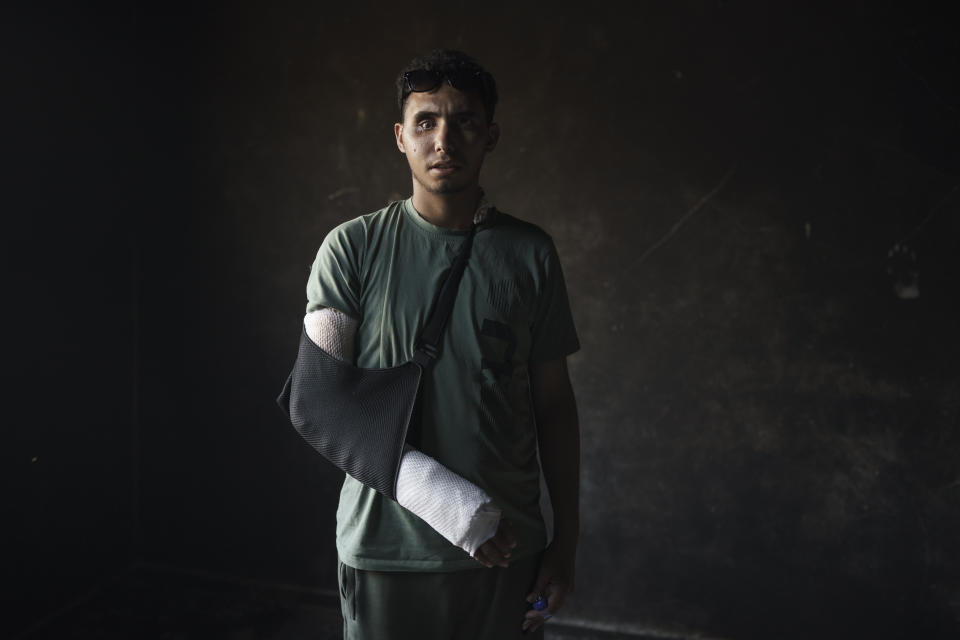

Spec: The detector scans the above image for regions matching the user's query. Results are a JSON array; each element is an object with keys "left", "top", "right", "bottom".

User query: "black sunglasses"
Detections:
[{"left": 403, "top": 68, "right": 486, "bottom": 94}]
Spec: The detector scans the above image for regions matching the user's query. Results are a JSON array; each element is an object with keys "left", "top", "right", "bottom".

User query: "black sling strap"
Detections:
[
  {"left": 413, "top": 223, "right": 477, "bottom": 366},
  {"left": 277, "top": 222, "right": 479, "bottom": 500}
]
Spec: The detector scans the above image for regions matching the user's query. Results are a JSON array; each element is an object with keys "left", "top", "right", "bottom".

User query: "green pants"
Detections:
[{"left": 337, "top": 552, "right": 545, "bottom": 640}]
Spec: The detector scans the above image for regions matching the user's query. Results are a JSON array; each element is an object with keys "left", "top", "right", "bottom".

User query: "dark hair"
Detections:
[{"left": 395, "top": 49, "right": 498, "bottom": 124}]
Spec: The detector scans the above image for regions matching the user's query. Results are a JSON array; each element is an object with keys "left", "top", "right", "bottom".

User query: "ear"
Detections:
[
  {"left": 394, "top": 122, "right": 406, "bottom": 154},
  {"left": 485, "top": 122, "right": 500, "bottom": 153}
]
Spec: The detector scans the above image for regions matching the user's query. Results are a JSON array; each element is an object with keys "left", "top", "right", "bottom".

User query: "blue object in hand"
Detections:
[{"left": 533, "top": 596, "right": 548, "bottom": 611}]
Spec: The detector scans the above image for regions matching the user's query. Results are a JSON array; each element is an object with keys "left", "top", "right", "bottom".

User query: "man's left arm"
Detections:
[{"left": 522, "top": 356, "right": 580, "bottom": 634}]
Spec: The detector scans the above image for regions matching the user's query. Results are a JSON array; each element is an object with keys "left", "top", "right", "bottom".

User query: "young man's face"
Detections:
[{"left": 394, "top": 83, "right": 499, "bottom": 195}]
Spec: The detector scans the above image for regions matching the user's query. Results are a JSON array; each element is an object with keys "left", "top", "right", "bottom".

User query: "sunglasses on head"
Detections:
[{"left": 403, "top": 68, "right": 486, "bottom": 94}]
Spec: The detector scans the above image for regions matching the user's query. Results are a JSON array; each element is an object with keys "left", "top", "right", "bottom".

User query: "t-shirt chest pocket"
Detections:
[
  {"left": 477, "top": 274, "right": 535, "bottom": 382},
  {"left": 475, "top": 274, "right": 538, "bottom": 464}
]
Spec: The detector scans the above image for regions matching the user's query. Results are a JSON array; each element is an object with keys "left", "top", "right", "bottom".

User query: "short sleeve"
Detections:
[
  {"left": 305, "top": 221, "right": 365, "bottom": 317},
  {"left": 528, "top": 241, "right": 580, "bottom": 363}
]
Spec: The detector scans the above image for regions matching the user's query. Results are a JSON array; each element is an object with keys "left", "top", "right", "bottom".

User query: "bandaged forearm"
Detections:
[{"left": 304, "top": 308, "right": 501, "bottom": 557}]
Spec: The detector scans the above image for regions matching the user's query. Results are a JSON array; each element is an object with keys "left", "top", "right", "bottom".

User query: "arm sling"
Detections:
[{"left": 276, "top": 224, "right": 477, "bottom": 500}]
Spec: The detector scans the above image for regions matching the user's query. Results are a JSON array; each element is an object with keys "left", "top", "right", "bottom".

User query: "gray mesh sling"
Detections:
[{"left": 276, "top": 223, "right": 478, "bottom": 500}]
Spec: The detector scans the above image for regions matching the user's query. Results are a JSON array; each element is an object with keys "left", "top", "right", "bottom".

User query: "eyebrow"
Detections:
[{"left": 410, "top": 109, "right": 478, "bottom": 121}]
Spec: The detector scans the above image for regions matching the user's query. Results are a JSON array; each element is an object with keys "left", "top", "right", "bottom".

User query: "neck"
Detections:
[{"left": 411, "top": 183, "right": 480, "bottom": 230}]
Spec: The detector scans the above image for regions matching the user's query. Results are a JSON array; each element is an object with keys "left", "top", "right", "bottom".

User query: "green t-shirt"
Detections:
[{"left": 305, "top": 197, "right": 579, "bottom": 571}]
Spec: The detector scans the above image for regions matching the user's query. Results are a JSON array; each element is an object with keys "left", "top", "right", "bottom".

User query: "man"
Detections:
[{"left": 304, "top": 49, "right": 580, "bottom": 638}]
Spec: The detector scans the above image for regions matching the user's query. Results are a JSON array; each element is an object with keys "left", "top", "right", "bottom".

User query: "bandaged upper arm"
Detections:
[
  {"left": 303, "top": 306, "right": 357, "bottom": 361},
  {"left": 303, "top": 308, "right": 501, "bottom": 557}
]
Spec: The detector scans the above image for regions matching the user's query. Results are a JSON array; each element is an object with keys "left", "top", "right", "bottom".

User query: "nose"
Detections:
[{"left": 434, "top": 119, "right": 456, "bottom": 154}]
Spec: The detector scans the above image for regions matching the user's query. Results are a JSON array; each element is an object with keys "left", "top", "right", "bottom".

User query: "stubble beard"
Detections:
[
  {"left": 412, "top": 169, "right": 469, "bottom": 195},
  {"left": 427, "top": 181, "right": 467, "bottom": 195}
]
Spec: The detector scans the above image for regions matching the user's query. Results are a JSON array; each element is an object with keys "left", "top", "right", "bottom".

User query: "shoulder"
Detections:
[
  {"left": 327, "top": 200, "right": 404, "bottom": 240},
  {"left": 320, "top": 200, "right": 406, "bottom": 255},
  {"left": 484, "top": 209, "right": 556, "bottom": 254}
]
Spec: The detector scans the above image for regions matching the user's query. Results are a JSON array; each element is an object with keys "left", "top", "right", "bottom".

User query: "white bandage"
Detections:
[
  {"left": 395, "top": 444, "right": 501, "bottom": 556},
  {"left": 303, "top": 307, "right": 357, "bottom": 360},
  {"left": 304, "top": 308, "right": 502, "bottom": 557}
]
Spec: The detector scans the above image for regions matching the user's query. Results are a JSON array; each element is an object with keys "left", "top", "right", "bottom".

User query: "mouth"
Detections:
[{"left": 428, "top": 163, "right": 461, "bottom": 176}]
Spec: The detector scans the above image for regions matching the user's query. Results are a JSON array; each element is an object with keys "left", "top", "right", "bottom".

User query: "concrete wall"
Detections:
[{"left": 130, "top": 1, "right": 959, "bottom": 638}]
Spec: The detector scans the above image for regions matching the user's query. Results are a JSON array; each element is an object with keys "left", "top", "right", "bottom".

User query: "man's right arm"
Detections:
[{"left": 306, "top": 220, "right": 365, "bottom": 317}]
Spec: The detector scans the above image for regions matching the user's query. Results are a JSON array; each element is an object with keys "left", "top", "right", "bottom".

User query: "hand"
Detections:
[
  {"left": 472, "top": 518, "right": 517, "bottom": 568},
  {"left": 522, "top": 541, "right": 576, "bottom": 634}
]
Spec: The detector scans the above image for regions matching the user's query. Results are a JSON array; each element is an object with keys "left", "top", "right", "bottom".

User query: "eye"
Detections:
[
  {"left": 458, "top": 115, "right": 475, "bottom": 127},
  {"left": 416, "top": 119, "right": 434, "bottom": 131}
]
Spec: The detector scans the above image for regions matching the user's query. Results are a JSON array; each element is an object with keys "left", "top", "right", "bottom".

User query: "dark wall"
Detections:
[
  {"left": 7, "top": 5, "right": 139, "bottom": 635},
  {"left": 137, "top": 2, "right": 960, "bottom": 638}
]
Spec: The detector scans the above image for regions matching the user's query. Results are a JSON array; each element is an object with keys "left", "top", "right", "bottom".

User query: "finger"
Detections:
[
  {"left": 488, "top": 531, "right": 513, "bottom": 559},
  {"left": 491, "top": 527, "right": 515, "bottom": 552},
  {"left": 522, "top": 591, "right": 553, "bottom": 633},
  {"left": 522, "top": 586, "right": 566, "bottom": 631},
  {"left": 472, "top": 547, "right": 493, "bottom": 568},
  {"left": 521, "top": 615, "right": 542, "bottom": 633},
  {"left": 483, "top": 542, "right": 509, "bottom": 568},
  {"left": 476, "top": 542, "right": 508, "bottom": 568},
  {"left": 522, "top": 615, "right": 547, "bottom": 634},
  {"left": 525, "top": 568, "right": 550, "bottom": 603}
]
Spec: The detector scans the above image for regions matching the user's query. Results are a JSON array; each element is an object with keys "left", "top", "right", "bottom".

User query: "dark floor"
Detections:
[{"left": 16, "top": 565, "right": 654, "bottom": 640}]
